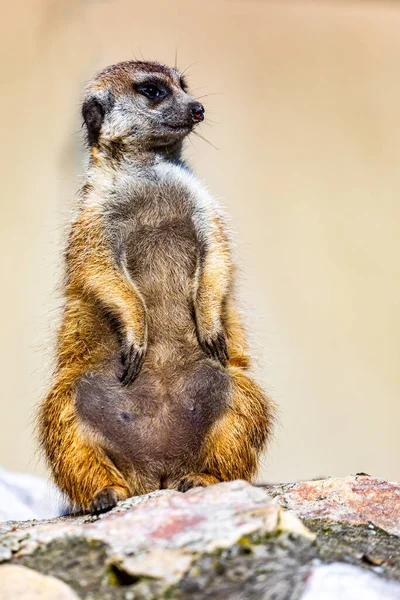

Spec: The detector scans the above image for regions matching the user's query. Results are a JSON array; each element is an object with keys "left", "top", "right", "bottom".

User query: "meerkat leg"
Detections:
[
  {"left": 39, "top": 381, "right": 132, "bottom": 513},
  {"left": 194, "top": 215, "right": 232, "bottom": 365},
  {"left": 176, "top": 367, "right": 275, "bottom": 491},
  {"left": 39, "top": 297, "right": 150, "bottom": 513},
  {"left": 67, "top": 206, "right": 147, "bottom": 385}
]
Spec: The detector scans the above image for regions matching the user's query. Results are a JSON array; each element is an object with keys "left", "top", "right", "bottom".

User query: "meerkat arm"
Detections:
[
  {"left": 223, "top": 296, "right": 251, "bottom": 369},
  {"left": 66, "top": 207, "right": 147, "bottom": 385},
  {"left": 194, "top": 214, "right": 232, "bottom": 365}
]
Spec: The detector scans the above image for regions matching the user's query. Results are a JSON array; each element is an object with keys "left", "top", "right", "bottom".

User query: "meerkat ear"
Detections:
[{"left": 82, "top": 97, "right": 105, "bottom": 146}]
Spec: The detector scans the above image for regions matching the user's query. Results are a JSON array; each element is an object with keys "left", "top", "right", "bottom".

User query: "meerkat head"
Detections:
[{"left": 82, "top": 61, "right": 204, "bottom": 152}]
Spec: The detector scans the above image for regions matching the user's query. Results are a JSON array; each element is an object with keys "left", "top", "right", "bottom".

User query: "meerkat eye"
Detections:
[{"left": 135, "top": 83, "right": 168, "bottom": 101}]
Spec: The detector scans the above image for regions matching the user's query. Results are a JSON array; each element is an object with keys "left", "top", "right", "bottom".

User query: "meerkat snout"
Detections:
[{"left": 190, "top": 102, "right": 205, "bottom": 122}]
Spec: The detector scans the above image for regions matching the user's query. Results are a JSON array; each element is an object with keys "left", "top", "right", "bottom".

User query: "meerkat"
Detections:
[{"left": 38, "top": 60, "right": 275, "bottom": 514}]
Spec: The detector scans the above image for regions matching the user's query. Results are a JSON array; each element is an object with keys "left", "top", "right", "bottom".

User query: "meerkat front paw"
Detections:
[
  {"left": 197, "top": 327, "right": 229, "bottom": 367},
  {"left": 119, "top": 339, "right": 147, "bottom": 386},
  {"left": 116, "top": 324, "right": 147, "bottom": 386}
]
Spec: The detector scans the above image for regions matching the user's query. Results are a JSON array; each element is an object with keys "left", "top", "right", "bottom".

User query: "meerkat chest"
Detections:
[
  {"left": 110, "top": 164, "right": 213, "bottom": 286},
  {"left": 115, "top": 162, "right": 212, "bottom": 226}
]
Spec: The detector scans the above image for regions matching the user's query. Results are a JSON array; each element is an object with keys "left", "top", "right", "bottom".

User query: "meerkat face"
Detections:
[{"left": 82, "top": 61, "right": 204, "bottom": 149}]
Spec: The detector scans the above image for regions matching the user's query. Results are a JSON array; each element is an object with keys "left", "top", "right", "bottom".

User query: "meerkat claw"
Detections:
[
  {"left": 119, "top": 344, "right": 145, "bottom": 386},
  {"left": 201, "top": 332, "right": 229, "bottom": 366},
  {"left": 90, "top": 487, "right": 120, "bottom": 514}
]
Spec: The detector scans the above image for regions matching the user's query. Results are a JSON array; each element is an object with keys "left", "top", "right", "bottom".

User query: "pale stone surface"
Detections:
[
  {"left": 268, "top": 474, "right": 400, "bottom": 535},
  {"left": 122, "top": 549, "right": 194, "bottom": 586},
  {"left": 0, "top": 565, "right": 79, "bottom": 600},
  {"left": 300, "top": 563, "right": 400, "bottom": 600}
]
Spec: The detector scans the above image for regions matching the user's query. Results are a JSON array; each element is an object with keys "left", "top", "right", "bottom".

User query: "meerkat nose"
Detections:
[{"left": 190, "top": 102, "right": 205, "bottom": 123}]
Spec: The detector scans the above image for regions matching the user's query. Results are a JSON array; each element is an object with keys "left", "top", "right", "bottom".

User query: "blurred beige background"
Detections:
[{"left": 1, "top": 0, "right": 399, "bottom": 484}]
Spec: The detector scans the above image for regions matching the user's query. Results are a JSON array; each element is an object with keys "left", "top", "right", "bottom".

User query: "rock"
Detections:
[
  {"left": 0, "top": 564, "right": 79, "bottom": 599},
  {"left": 0, "top": 477, "right": 399, "bottom": 599},
  {"left": 267, "top": 475, "right": 400, "bottom": 536}
]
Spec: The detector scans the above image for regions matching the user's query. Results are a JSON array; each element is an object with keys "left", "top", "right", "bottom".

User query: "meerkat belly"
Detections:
[{"left": 75, "top": 359, "right": 231, "bottom": 477}]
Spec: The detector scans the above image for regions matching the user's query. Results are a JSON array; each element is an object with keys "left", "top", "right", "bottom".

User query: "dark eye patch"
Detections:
[{"left": 134, "top": 81, "right": 169, "bottom": 101}]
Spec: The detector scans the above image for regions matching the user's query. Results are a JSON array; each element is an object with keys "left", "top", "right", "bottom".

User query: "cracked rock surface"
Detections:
[{"left": 0, "top": 477, "right": 399, "bottom": 599}]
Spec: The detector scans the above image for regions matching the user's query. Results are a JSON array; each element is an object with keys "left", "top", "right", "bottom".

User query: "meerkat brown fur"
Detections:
[{"left": 38, "top": 60, "right": 275, "bottom": 514}]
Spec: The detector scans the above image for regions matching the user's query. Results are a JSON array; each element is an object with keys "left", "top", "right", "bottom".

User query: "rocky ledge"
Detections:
[{"left": 0, "top": 476, "right": 400, "bottom": 599}]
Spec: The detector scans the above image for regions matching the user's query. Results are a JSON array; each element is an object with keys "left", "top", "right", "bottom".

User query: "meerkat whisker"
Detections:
[
  {"left": 192, "top": 130, "right": 219, "bottom": 151},
  {"left": 195, "top": 93, "right": 223, "bottom": 100},
  {"left": 180, "top": 61, "right": 201, "bottom": 77}
]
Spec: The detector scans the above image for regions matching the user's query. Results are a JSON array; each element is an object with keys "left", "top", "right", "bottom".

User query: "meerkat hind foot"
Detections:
[
  {"left": 177, "top": 473, "right": 220, "bottom": 493},
  {"left": 90, "top": 486, "right": 124, "bottom": 514}
]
